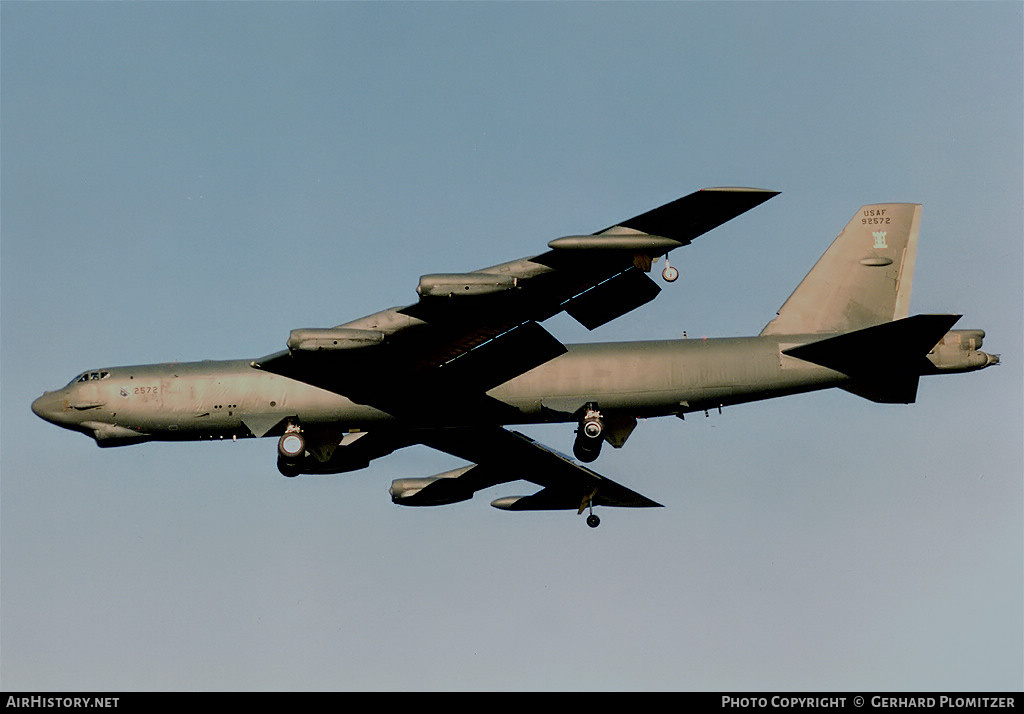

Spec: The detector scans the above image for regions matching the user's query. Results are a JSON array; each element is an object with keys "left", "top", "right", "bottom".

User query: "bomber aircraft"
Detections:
[{"left": 32, "top": 189, "right": 998, "bottom": 527}]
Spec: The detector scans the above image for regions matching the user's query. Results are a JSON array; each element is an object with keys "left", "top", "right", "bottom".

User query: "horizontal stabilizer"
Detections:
[
  {"left": 783, "top": 314, "right": 961, "bottom": 403},
  {"left": 438, "top": 320, "right": 567, "bottom": 392},
  {"left": 841, "top": 374, "right": 921, "bottom": 405},
  {"left": 783, "top": 314, "right": 961, "bottom": 374}
]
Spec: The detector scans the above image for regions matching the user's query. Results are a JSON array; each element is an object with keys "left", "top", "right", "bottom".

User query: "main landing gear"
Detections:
[
  {"left": 573, "top": 404, "right": 604, "bottom": 463},
  {"left": 277, "top": 423, "right": 305, "bottom": 477},
  {"left": 573, "top": 405, "right": 604, "bottom": 526}
]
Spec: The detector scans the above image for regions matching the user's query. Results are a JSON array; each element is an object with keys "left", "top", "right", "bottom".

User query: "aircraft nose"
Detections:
[{"left": 31, "top": 391, "right": 61, "bottom": 423}]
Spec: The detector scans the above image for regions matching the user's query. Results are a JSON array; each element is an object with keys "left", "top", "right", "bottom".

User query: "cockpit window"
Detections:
[{"left": 67, "top": 371, "right": 110, "bottom": 386}]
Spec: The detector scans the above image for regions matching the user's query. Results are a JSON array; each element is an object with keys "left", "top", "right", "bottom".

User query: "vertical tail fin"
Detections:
[{"left": 761, "top": 203, "right": 921, "bottom": 335}]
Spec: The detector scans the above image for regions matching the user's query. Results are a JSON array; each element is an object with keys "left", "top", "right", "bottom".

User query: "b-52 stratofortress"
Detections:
[{"left": 32, "top": 189, "right": 998, "bottom": 527}]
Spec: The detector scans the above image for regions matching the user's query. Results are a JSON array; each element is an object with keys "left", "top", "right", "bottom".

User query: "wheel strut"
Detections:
[
  {"left": 579, "top": 488, "right": 600, "bottom": 528},
  {"left": 573, "top": 404, "right": 604, "bottom": 463},
  {"left": 662, "top": 253, "right": 679, "bottom": 282}
]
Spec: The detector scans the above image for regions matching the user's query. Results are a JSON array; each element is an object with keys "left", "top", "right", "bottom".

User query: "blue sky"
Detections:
[{"left": 2, "top": 1, "right": 1021, "bottom": 691}]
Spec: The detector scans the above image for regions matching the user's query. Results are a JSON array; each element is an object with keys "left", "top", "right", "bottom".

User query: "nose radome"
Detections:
[{"left": 31, "top": 391, "right": 59, "bottom": 422}]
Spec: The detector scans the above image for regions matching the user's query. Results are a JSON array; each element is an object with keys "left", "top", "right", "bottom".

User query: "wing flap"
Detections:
[
  {"left": 563, "top": 268, "right": 662, "bottom": 330},
  {"left": 436, "top": 321, "right": 567, "bottom": 392}
]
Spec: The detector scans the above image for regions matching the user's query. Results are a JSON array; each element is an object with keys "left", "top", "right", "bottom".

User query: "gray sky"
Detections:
[{"left": 2, "top": 1, "right": 1021, "bottom": 691}]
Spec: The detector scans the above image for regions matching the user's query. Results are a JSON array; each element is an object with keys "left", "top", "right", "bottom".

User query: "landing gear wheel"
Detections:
[
  {"left": 662, "top": 264, "right": 679, "bottom": 282},
  {"left": 573, "top": 438, "right": 601, "bottom": 463},
  {"left": 278, "top": 431, "right": 305, "bottom": 459},
  {"left": 586, "top": 514, "right": 601, "bottom": 528},
  {"left": 278, "top": 427, "right": 305, "bottom": 477},
  {"left": 573, "top": 405, "right": 604, "bottom": 462}
]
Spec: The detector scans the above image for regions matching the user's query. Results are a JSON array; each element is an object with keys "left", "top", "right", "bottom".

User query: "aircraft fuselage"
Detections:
[{"left": 32, "top": 331, "right": 992, "bottom": 449}]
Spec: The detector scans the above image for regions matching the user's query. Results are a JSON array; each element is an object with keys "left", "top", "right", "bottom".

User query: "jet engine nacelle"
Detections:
[
  {"left": 547, "top": 233, "right": 682, "bottom": 251},
  {"left": 389, "top": 466, "right": 476, "bottom": 506},
  {"left": 287, "top": 328, "right": 384, "bottom": 352},
  {"left": 417, "top": 272, "right": 517, "bottom": 298}
]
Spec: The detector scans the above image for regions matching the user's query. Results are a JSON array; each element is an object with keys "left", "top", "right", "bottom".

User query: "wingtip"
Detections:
[{"left": 701, "top": 186, "right": 780, "bottom": 195}]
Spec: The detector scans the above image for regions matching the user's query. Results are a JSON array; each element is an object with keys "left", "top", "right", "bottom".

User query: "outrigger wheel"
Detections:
[
  {"left": 580, "top": 487, "right": 601, "bottom": 528},
  {"left": 662, "top": 255, "right": 679, "bottom": 282}
]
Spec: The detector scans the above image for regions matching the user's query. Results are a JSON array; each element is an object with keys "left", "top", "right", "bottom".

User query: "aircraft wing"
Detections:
[
  {"left": 407, "top": 427, "right": 663, "bottom": 510},
  {"left": 254, "top": 188, "right": 777, "bottom": 410}
]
